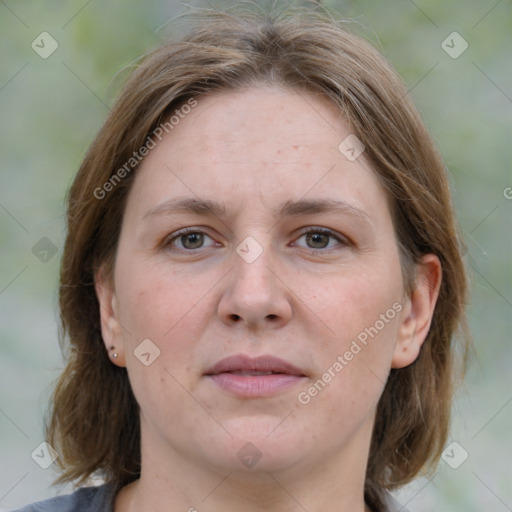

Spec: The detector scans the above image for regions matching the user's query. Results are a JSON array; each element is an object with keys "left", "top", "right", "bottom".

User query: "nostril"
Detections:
[
  {"left": 266, "top": 314, "right": 278, "bottom": 320},
  {"left": 230, "top": 314, "right": 241, "bottom": 321}
]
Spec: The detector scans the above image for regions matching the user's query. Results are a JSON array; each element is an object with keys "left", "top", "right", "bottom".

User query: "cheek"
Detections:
[
  {"left": 320, "top": 266, "right": 402, "bottom": 344},
  {"left": 116, "top": 265, "right": 211, "bottom": 430},
  {"left": 115, "top": 257, "right": 207, "bottom": 342},
  {"left": 310, "top": 262, "right": 403, "bottom": 399},
  {"left": 127, "top": 365, "right": 207, "bottom": 444},
  {"left": 114, "top": 258, "right": 220, "bottom": 390},
  {"left": 305, "top": 316, "right": 400, "bottom": 429}
]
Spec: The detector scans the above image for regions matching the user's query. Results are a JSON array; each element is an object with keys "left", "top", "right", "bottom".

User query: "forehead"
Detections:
[{"left": 124, "top": 87, "right": 390, "bottom": 224}]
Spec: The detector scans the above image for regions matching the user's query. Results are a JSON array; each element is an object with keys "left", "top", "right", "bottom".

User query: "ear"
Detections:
[
  {"left": 392, "top": 254, "right": 442, "bottom": 369},
  {"left": 94, "top": 265, "right": 126, "bottom": 367}
]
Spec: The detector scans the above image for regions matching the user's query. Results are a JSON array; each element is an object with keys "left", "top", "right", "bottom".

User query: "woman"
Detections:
[{"left": 14, "top": 4, "right": 469, "bottom": 512}]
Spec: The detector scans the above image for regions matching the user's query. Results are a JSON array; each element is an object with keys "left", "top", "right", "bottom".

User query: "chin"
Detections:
[{"left": 200, "top": 416, "right": 309, "bottom": 473}]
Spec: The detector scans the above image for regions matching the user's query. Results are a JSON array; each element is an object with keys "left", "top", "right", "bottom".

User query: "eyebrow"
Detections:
[
  {"left": 142, "top": 197, "right": 370, "bottom": 222},
  {"left": 143, "top": 197, "right": 226, "bottom": 219},
  {"left": 278, "top": 198, "right": 369, "bottom": 220}
]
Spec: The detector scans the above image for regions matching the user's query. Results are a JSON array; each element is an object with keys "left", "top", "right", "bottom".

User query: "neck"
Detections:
[
  {"left": 116, "top": 419, "right": 374, "bottom": 512},
  {"left": 119, "top": 471, "right": 370, "bottom": 512}
]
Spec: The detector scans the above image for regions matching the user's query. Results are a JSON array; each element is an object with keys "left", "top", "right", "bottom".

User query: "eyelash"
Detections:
[
  {"left": 295, "top": 227, "right": 350, "bottom": 254},
  {"left": 163, "top": 226, "right": 350, "bottom": 254},
  {"left": 163, "top": 227, "right": 218, "bottom": 252}
]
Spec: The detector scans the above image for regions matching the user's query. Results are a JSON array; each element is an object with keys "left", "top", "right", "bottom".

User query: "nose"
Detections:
[{"left": 217, "top": 244, "right": 293, "bottom": 331}]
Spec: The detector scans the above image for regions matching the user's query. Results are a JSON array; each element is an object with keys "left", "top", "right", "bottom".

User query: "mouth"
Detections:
[{"left": 204, "top": 354, "right": 307, "bottom": 397}]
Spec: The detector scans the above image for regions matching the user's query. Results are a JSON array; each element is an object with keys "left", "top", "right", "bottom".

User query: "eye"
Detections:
[
  {"left": 165, "top": 228, "right": 217, "bottom": 251},
  {"left": 294, "top": 228, "right": 347, "bottom": 251}
]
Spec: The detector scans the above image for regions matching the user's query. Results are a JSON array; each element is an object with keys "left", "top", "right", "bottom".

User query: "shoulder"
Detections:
[{"left": 10, "top": 484, "right": 116, "bottom": 512}]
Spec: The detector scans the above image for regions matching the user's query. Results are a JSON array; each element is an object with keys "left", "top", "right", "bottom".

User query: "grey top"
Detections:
[
  {"left": 10, "top": 485, "right": 116, "bottom": 512},
  {"left": 11, "top": 484, "right": 408, "bottom": 511}
]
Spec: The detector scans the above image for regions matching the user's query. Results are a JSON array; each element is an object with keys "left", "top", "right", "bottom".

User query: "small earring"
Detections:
[{"left": 109, "top": 345, "right": 118, "bottom": 359}]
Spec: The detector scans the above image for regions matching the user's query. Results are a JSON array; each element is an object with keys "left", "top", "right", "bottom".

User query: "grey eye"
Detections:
[
  {"left": 305, "top": 232, "right": 331, "bottom": 249},
  {"left": 179, "top": 232, "right": 205, "bottom": 249},
  {"left": 295, "top": 229, "right": 343, "bottom": 251}
]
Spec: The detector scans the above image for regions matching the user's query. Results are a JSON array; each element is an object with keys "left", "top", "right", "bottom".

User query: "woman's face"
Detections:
[{"left": 97, "top": 87, "right": 437, "bottom": 480}]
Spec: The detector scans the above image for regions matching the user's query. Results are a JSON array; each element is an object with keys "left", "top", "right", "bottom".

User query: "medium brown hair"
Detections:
[{"left": 48, "top": 4, "right": 470, "bottom": 509}]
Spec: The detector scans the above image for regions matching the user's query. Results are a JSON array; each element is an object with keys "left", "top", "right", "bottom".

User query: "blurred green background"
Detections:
[{"left": 1, "top": 1, "right": 510, "bottom": 510}]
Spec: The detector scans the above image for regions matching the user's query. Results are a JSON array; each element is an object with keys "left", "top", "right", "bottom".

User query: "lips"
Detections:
[
  {"left": 205, "top": 354, "right": 305, "bottom": 377},
  {"left": 204, "top": 354, "right": 306, "bottom": 397}
]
